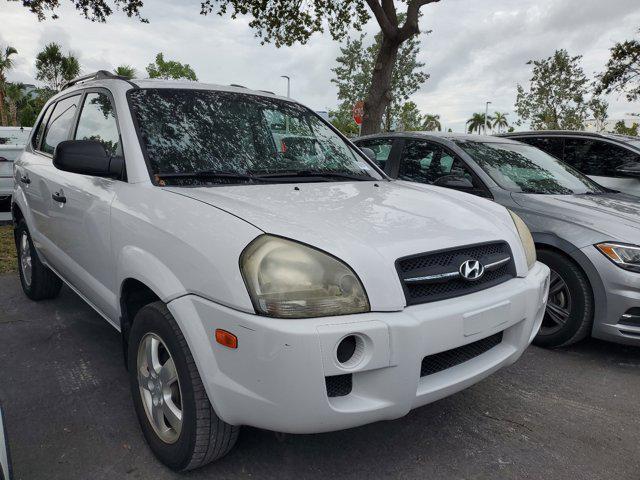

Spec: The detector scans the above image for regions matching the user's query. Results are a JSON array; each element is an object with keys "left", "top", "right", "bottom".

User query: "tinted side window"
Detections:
[
  {"left": 75, "top": 93, "right": 121, "bottom": 156},
  {"left": 357, "top": 138, "right": 394, "bottom": 169},
  {"left": 398, "top": 140, "right": 440, "bottom": 182},
  {"left": 519, "top": 137, "right": 564, "bottom": 160},
  {"left": 41, "top": 95, "right": 81, "bottom": 155},
  {"left": 565, "top": 139, "right": 640, "bottom": 176},
  {"left": 32, "top": 103, "right": 54, "bottom": 150}
]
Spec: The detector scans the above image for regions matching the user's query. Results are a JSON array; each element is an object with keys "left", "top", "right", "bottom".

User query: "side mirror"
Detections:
[
  {"left": 359, "top": 147, "right": 377, "bottom": 163},
  {"left": 434, "top": 175, "right": 474, "bottom": 189},
  {"left": 53, "top": 140, "right": 123, "bottom": 178},
  {"left": 616, "top": 162, "right": 640, "bottom": 178}
]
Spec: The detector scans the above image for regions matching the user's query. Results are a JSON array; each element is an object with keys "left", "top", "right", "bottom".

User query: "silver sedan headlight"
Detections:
[
  {"left": 596, "top": 243, "right": 640, "bottom": 273},
  {"left": 240, "top": 235, "right": 370, "bottom": 318},
  {"left": 508, "top": 210, "right": 536, "bottom": 270}
]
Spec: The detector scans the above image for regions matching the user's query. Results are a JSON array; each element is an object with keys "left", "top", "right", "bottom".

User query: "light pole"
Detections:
[
  {"left": 281, "top": 75, "right": 290, "bottom": 98},
  {"left": 484, "top": 101, "right": 491, "bottom": 135}
]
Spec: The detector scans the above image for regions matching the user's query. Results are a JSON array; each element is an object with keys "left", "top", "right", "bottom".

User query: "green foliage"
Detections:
[
  {"left": 515, "top": 49, "right": 606, "bottom": 130},
  {"left": 9, "top": 0, "right": 148, "bottom": 22},
  {"left": 35, "top": 43, "right": 81, "bottom": 91},
  {"left": 146, "top": 53, "right": 197, "bottom": 81},
  {"left": 422, "top": 113, "right": 441, "bottom": 131},
  {"left": 114, "top": 64, "right": 137, "bottom": 79},
  {"left": 331, "top": 22, "right": 429, "bottom": 132},
  {"left": 329, "top": 106, "right": 360, "bottom": 137},
  {"left": 597, "top": 29, "right": 640, "bottom": 102},
  {"left": 466, "top": 112, "right": 491, "bottom": 134},
  {"left": 397, "top": 101, "right": 423, "bottom": 131},
  {"left": 492, "top": 112, "right": 509, "bottom": 133},
  {"left": 0, "top": 45, "right": 19, "bottom": 126},
  {"left": 612, "top": 120, "right": 639, "bottom": 136}
]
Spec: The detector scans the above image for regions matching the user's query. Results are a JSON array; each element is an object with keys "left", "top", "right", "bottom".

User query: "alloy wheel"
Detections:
[
  {"left": 540, "top": 268, "right": 572, "bottom": 335},
  {"left": 137, "top": 333, "right": 183, "bottom": 444},
  {"left": 19, "top": 232, "right": 33, "bottom": 287}
]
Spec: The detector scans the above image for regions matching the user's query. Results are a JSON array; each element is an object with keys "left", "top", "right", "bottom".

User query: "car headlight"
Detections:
[
  {"left": 508, "top": 210, "right": 536, "bottom": 270},
  {"left": 240, "top": 235, "right": 370, "bottom": 318},
  {"left": 596, "top": 243, "right": 640, "bottom": 273}
]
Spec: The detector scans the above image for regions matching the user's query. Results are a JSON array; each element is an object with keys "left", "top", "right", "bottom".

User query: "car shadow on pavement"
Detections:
[{"left": 1, "top": 276, "right": 639, "bottom": 480}]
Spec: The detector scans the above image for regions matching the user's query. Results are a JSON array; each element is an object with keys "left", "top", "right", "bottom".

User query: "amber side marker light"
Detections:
[{"left": 215, "top": 329, "right": 238, "bottom": 349}]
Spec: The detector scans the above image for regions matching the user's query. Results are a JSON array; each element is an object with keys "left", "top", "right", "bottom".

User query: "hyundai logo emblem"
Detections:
[{"left": 459, "top": 259, "right": 485, "bottom": 281}]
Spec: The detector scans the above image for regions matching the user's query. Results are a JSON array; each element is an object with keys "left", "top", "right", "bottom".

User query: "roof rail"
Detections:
[
  {"left": 258, "top": 90, "right": 275, "bottom": 95},
  {"left": 229, "top": 84, "right": 247, "bottom": 89},
  {"left": 62, "top": 70, "right": 138, "bottom": 90}
]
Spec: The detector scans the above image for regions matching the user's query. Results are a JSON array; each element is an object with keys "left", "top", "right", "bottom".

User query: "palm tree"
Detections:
[
  {"left": 466, "top": 112, "right": 490, "bottom": 134},
  {"left": 4, "top": 82, "right": 28, "bottom": 126},
  {"left": 35, "top": 43, "right": 81, "bottom": 91},
  {"left": 422, "top": 114, "right": 442, "bottom": 132},
  {"left": 0, "top": 45, "right": 18, "bottom": 126},
  {"left": 114, "top": 65, "right": 137, "bottom": 80},
  {"left": 492, "top": 112, "right": 509, "bottom": 133}
]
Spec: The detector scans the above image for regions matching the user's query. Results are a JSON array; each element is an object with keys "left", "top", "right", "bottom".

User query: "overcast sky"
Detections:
[{"left": 1, "top": 0, "right": 639, "bottom": 132}]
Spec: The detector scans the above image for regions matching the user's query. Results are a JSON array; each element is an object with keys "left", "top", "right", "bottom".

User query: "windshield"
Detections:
[
  {"left": 455, "top": 140, "right": 607, "bottom": 195},
  {"left": 128, "top": 89, "right": 380, "bottom": 185}
]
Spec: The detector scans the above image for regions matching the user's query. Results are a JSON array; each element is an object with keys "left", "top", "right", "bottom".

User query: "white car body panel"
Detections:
[{"left": 12, "top": 78, "right": 548, "bottom": 434}]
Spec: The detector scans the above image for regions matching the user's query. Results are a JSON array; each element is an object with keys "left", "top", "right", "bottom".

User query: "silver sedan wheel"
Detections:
[
  {"left": 540, "top": 269, "right": 572, "bottom": 335},
  {"left": 137, "top": 333, "right": 183, "bottom": 444},
  {"left": 19, "top": 232, "right": 33, "bottom": 287}
]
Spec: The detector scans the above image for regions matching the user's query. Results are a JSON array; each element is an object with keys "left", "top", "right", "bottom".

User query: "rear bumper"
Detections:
[
  {"left": 583, "top": 246, "right": 640, "bottom": 345},
  {"left": 168, "top": 262, "right": 549, "bottom": 434}
]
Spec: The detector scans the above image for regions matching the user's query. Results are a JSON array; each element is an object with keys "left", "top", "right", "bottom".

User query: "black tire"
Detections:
[
  {"left": 14, "top": 220, "right": 62, "bottom": 301},
  {"left": 127, "top": 301, "right": 239, "bottom": 471},
  {"left": 534, "top": 249, "right": 594, "bottom": 348}
]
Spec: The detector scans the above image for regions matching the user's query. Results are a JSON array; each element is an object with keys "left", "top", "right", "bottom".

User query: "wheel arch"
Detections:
[{"left": 533, "top": 232, "right": 607, "bottom": 330}]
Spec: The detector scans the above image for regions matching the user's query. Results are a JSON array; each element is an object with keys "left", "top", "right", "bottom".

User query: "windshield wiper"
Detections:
[
  {"left": 254, "top": 170, "right": 371, "bottom": 181},
  {"left": 156, "top": 170, "right": 262, "bottom": 182}
]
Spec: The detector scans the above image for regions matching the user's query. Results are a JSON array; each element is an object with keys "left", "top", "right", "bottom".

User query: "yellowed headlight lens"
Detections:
[{"left": 508, "top": 211, "right": 536, "bottom": 270}]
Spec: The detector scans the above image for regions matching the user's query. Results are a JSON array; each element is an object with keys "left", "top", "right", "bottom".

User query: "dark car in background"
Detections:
[
  {"left": 355, "top": 132, "right": 640, "bottom": 348},
  {"left": 500, "top": 131, "right": 640, "bottom": 196}
]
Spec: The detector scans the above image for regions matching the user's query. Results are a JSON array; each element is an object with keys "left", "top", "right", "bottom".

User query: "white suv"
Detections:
[{"left": 11, "top": 71, "right": 549, "bottom": 471}]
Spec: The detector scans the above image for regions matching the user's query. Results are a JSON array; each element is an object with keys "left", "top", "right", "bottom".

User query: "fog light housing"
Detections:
[{"left": 335, "top": 334, "right": 365, "bottom": 368}]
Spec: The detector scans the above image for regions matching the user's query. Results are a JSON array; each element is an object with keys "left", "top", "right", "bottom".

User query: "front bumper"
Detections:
[
  {"left": 168, "top": 262, "right": 549, "bottom": 434},
  {"left": 582, "top": 246, "right": 640, "bottom": 345}
]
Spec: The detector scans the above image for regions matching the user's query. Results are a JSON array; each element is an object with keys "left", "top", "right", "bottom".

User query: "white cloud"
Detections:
[{"left": 1, "top": 0, "right": 639, "bottom": 131}]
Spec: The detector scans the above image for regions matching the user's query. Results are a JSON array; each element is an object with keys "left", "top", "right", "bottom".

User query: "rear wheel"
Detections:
[
  {"left": 534, "top": 249, "right": 593, "bottom": 347},
  {"left": 128, "top": 301, "right": 239, "bottom": 471},
  {"left": 14, "top": 220, "right": 62, "bottom": 300}
]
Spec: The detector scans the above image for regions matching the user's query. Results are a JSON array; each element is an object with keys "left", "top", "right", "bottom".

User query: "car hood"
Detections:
[
  {"left": 166, "top": 180, "right": 524, "bottom": 311},
  {"left": 511, "top": 192, "right": 640, "bottom": 246}
]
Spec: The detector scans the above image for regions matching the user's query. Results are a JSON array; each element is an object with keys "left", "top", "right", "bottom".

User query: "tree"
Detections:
[
  {"left": 422, "top": 113, "right": 441, "bottom": 131},
  {"left": 0, "top": 45, "right": 18, "bottom": 126},
  {"left": 114, "top": 65, "right": 137, "bottom": 79},
  {"left": 329, "top": 106, "right": 360, "bottom": 137},
  {"left": 612, "top": 120, "right": 639, "bottom": 136},
  {"left": 590, "top": 98, "right": 609, "bottom": 132},
  {"left": 4, "top": 82, "right": 28, "bottom": 126},
  {"left": 35, "top": 43, "right": 81, "bottom": 91},
  {"left": 466, "top": 112, "right": 490, "bottom": 134},
  {"left": 146, "top": 53, "right": 197, "bottom": 81},
  {"left": 12, "top": 0, "right": 441, "bottom": 135},
  {"left": 492, "top": 112, "right": 509, "bottom": 133},
  {"left": 331, "top": 21, "right": 429, "bottom": 132},
  {"left": 397, "top": 101, "right": 423, "bottom": 131},
  {"left": 515, "top": 49, "right": 605, "bottom": 130},
  {"left": 596, "top": 29, "right": 640, "bottom": 102}
]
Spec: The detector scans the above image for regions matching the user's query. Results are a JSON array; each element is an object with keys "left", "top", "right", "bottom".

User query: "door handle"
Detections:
[
  {"left": 52, "top": 191, "right": 67, "bottom": 204},
  {"left": 20, "top": 175, "right": 30, "bottom": 184}
]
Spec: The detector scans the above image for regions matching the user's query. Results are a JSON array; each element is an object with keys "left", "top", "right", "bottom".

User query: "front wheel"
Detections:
[
  {"left": 128, "top": 301, "right": 239, "bottom": 471},
  {"left": 534, "top": 250, "right": 594, "bottom": 348},
  {"left": 14, "top": 220, "right": 62, "bottom": 301}
]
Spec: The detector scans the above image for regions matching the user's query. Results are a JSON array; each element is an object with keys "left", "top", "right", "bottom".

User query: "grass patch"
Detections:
[{"left": 0, "top": 225, "right": 16, "bottom": 274}]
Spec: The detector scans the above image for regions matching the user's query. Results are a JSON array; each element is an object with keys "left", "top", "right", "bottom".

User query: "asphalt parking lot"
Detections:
[{"left": 1, "top": 273, "right": 639, "bottom": 480}]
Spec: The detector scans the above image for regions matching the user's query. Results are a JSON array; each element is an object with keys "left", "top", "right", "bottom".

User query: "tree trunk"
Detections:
[
  {"left": 0, "top": 90, "right": 7, "bottom": 126},
  {"left": 361, "top": 35, "right": 400, "bottom": 135}
]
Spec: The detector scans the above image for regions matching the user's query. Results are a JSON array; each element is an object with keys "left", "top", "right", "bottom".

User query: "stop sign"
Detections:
[{"left": 352, "top": 101, "right": 364, "bottom": 125}]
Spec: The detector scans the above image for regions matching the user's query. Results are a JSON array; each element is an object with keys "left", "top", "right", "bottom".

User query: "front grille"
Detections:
[
  {"left": 325, "top": 374, "right": 352, "bottom": 397},
  {"left": 421, "top": 332, "right": 503, "bottom": 377},
  {"left": 396, "top": 242, "right": 516, "bottom": 305}
]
